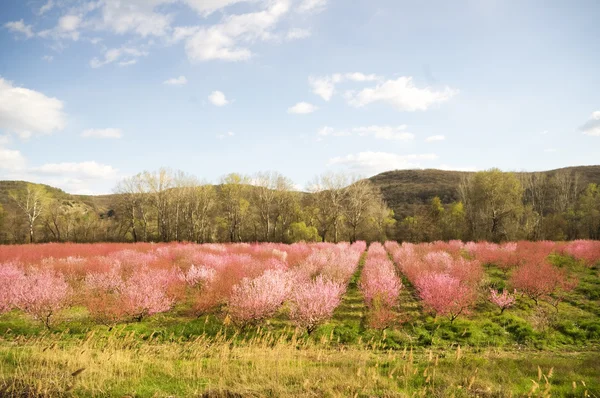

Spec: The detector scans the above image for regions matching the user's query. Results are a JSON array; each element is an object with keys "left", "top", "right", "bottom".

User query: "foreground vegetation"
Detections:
[
  {"left": 1, "top": 241, "right": 599, "bottom": 396},
  {"left": 2, "top": 327, "right": 599, "bottom": 397}
]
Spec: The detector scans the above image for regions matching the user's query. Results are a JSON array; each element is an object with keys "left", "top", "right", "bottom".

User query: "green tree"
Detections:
[
  {"left": 578, "top": 184, "right": 600, "bottom": 239},
  {"left": 459, "top": 169, "right": 524, "bottom": 242},
  {"left": 289, "top": 222, "right": 321, "bottom": 242},
  {"left": 442, "top": 201, "right": 467, "bottom": 241},
  {"left": 219, "top": 173, "right": 251, "bottom": 242}
]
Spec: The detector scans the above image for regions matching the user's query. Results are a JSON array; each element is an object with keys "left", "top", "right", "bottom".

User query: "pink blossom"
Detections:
[
  {"left": 85, "top": 265, "right": 123, "bottom": 292},
  {"left": 228, "top": 269, "right": 291, "bottom": 325},
  {"left": 180, "top": 264, "right": 216, "bottom": 287},
  {"left": 14, "top": 268, "right": 71, "bottom": 328},
  {"left": 120, "top": 267, "right": 177, "bottom": 321},
  {"left": 510, "top": 261, "right": 576, "bottom": 305},
  {"left": 562, "top": 240, "right": 600, "bottom": 267},
  {"left": 414, "top": 273, "right": 476, "bottom": 322},
  {"left": 0, "top": 262, "right": 25, "bottom": 314},
  {"left": 289, "top": 275, "right": 345, "bottom": 333},
  {"left": 360, "top": 243, "right": 402, "bottom": 309},
  {"left": 489, "top": 288, "right": 516, "bottom": 313}
]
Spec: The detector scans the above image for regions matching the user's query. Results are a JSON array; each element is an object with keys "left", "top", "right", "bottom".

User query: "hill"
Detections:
[
  {"left": 368, "top": 165, "right": 600, "bottom": 219},
  {"left": 2, "top": 165, "right": 600, "bottom": 225}
]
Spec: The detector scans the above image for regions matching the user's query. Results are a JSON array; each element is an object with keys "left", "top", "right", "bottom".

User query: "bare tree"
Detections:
[
  {"left": 309, "top": 173, "right": 348, "bottom": 242},
  {"left": 343, "top": 177, "right": 380, "bottom": 242},
  {"left": 143, "top": 168, "right": 173, "bottom": 241},
  {"left": 10, "top": 184, "right": 49, "bottom": 243},
  {"left": 252, "top": 171, "right": 279, "bottom": 241},
  {"left": 520, "top": 173, "right": 549, "bottom": 239},
  {"left": 551, "top": 170, "right": 579, "bottom": 213}
]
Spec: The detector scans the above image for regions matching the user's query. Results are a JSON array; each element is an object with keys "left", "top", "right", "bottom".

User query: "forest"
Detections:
[{"left": 1, "top": 168, "right": 599, "bottom": 245}]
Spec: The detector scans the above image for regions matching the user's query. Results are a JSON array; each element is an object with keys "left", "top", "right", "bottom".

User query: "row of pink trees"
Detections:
[
  {"left": 227, "top": 242, "right": 365, "bottom": 332},
  {"left": 385, "top": 242, "right": 483, "bottom": 322},
  {"left": 465, "top": 241, "right": 579, "bottom": 309},
  {"left": 0, "top": 243, "right": 321, "bottom": 327},
  {"left": 561, "top": 240, "right": 600, "bottom": 267},
  {"left": 465, "top": 241, "right": 557, "bottom": 273},
  {"left": 386, "top": 240, "right": 580, "bottom": 319},
  {"left": 359, "top": 243, "right": 402, "bottom": 328}
]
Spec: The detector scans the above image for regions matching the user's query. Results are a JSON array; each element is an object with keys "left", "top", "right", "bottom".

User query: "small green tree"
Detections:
[
  {"left": 289, "top": 222, "right": 321, "bottom": 242},
  {"left": 578, "top": 184, "right": 600, "bottom": 239}
]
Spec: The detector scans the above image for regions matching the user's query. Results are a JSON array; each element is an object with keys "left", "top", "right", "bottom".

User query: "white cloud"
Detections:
[
  {"left": 81, "top": 128, "right": 123, "bottom": 139},
  {"left": 171, "top": 26, "right": 201, "bottom": 43},
  {"left": 38, "top": 14, "right": 82, "bottom": 41},
  {"left": 309, "top": 75, "right": 338, "bottom": 101},
  {"left": 288, "top": 102, "right": 318, "bottom": 114},
  {"left": 163, "top": 76, "right": 188, "bottom": 86},
  {"left": 59, "top": 15, "right": 81, "bottom": 31},
  {"left": 39, "top": 0, "right": 55, "bottom": 15},
  {"left": 32, "top": 161, "right": 119, "bottom": 180},
  {"left": 346, "top": 77, "right": 458, "bottom": 111},
  {"left": 0, "top": 77, "right": 66, "bottom": 138},
  {"left": 208, "top": 90, "right": 230, "bottom": 106},
  {"left": 438, "top": 164, "right": 478, "bottom": 172},
  {"left": 2, "top": 156, "right": 121, "bottom": 194},
  {"left": 297, "top": 0, "right": 328, "bottom": 13},
  {"left": 90, "top": 47, "right": 148, "bottom": 68},
  {"left": 96, "top": 0, "right": 173, "bottom": 37},
  {"left": 4, "top": 20, "right": 34, "bottom": 38},
  {"left": 0, "top": 147, "right": 26, "bottom": 171},
  {"left": 344, "top": 73, "right": 381, "bottom": 82},
  {"left": 318, "top": 126, "right": 350, "bottom": 137},
  {"left": 184, "top": 0, "right": 290, "bottom": 62},
  {"left": 425, "top": 135, "right": 445, "bottom": 142},
  {"left": 328, "top": 152, "right": 438, "bottom": 175},
  {"left": 42, "top": 55, "right": 54, "bottom": 62},
  {"left": 21, "top": 0, "right": 322, "bottom": 65},
  {"left": 308, "top": 73, "right": 381, "bottom": 101},
  {"left": 318, "top": 125, "right": 414, "bottom": 141},
  {"left": 544, "top": 148, "right": 557, "bottom": 153},
  {"left": 118, "top": 59, "right": 137, "bottom": 67},
  {"left": 286, "top": 28, "right": 311, "bottom": 40},
  {"left": 217, "top": 131, "right": 235, "bottom": 139},
  {"left": 182, "top": 0, "right": 253, "bottom": 16},
  {"left": 580, "top": 111, "right": 600, "bottom": 136}
]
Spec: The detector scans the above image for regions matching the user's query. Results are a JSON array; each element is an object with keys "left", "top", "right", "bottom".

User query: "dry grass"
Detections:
[{"left": 1, "top": 327, "right": 599, "bottom": 397}]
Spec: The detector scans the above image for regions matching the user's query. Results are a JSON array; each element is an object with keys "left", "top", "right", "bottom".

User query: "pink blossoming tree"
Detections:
[
  {"left": 415, "top": 273, "right": 476, "bottom": 323},
  {"left": 228, "top": 269, "right": 291, "bottom": 326},
  {"left": 489, "top": 288, "right": 517, "bottom": 314},
  {"left": 14, "top": 268, "right": 71, "bottom": 328},
  {"left": 289, "top": 276, "right": 345, "bottom": 333}
]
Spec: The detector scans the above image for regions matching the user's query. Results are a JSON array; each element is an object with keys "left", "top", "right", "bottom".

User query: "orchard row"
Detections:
[{"left": 0, "top": 240, "right": 598, "bottom": 330}]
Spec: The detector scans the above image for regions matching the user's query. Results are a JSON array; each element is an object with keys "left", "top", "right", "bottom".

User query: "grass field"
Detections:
[{"left": 1, "top": 242, "right": 599, "bottom": 397}]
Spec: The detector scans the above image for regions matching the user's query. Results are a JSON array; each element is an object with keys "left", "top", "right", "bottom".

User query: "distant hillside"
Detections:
[
  {"left": 369, "top": 166, "right": 600, "bottom": 219},
  {"left": 0, "top": 181, "right": 111, "bottom": 219},
  {"left": 2, "top": 166, "right": 600, "bottom": 224}
]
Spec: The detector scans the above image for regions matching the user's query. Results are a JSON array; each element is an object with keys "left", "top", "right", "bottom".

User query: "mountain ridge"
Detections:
[{"left": 2, "top": 165, "right": 600, "bottom": 222}]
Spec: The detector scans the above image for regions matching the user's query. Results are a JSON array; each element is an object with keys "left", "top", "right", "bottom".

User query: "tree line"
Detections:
[
  {"left": 400, "top": 168, "right": 600, "bottom": 242},
  {"left": 1, "top": 168, "right": 599, "bottom": 244},
  {"left": 0, "top": 169, "right": 394, "bottom": 244}
]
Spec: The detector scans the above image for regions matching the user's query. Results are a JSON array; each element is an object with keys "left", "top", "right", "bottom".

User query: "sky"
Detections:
[{"left": 0, "top": 0, "right": 599, "bottom": 195}]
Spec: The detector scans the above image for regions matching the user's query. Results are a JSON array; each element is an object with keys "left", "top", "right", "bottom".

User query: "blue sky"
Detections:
[{"left": 0, "top": 0, "right": 599, "bottom": 194}]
